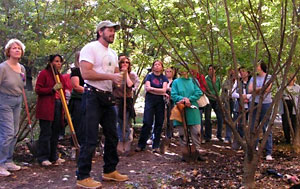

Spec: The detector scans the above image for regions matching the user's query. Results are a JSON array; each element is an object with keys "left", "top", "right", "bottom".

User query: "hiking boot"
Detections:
[
  {"left": 102, "top": 170, "right": 129, "bottom": 182},
  {"left": 41, "top": 160, "right": 52, "bottom": 166},
  {"left": 4, "top": 162, "right": 21, "bottom": 171},
  {"left": 76, "top": 177, "right": 102, "bottom": 189},
  {"left": 0, "top": 166, "right": 11, "bottom": 177}
]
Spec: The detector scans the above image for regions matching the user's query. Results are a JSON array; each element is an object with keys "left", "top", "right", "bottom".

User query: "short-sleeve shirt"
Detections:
[
  {"left": 0, "top": 61, "right": 26, "bottom": 96},
  {"left": 79, "top": 41, "right": 118, "bottom": 92},
  {"left": 250, "top": 74, "right": 272, "bottom": 104},
  {"left": 70, "top": 67, "right": 84, "bottom": 99},
  {"left": 145, "top": 73, "right": 168, "bottom": 90}
]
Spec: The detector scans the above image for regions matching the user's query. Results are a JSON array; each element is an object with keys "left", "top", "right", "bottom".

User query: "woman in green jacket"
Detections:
[{"left": 171, "top": 65, "right": 203, "bottom": 159}]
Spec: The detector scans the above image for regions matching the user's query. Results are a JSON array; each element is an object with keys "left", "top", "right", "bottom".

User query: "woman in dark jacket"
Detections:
[{"left": 35, "top": 54, "right": 67, "bottom": 166}]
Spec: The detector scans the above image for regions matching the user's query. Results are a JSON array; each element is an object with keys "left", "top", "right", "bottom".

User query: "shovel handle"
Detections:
[
  {"left": 22, "top": 88, "right": 32, "bottom": 125},
  {"left": 50, "top": 64, "right": 80, "bottom": 150},
  {"left": 122, "top": 71, "right": 127, "bottom": 150}
]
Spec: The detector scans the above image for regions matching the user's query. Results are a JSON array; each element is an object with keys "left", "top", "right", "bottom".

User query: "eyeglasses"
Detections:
[{"left": 121, "top": 61, "right": 130, "bottom": 64}]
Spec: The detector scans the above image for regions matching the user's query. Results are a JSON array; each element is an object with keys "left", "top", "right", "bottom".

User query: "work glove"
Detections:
[{"left": 53, "top": 83, "right": 63, "bottom": 91}]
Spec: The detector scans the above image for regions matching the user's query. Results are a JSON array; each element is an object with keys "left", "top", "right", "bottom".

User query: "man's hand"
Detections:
[{"left": 112, "top": 73, "right": 123, "bottom": 85}]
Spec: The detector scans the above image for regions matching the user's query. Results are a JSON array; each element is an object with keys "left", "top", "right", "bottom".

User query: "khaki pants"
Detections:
[{"left": 178, "top": 124, "right": 201, "bottom": 150}]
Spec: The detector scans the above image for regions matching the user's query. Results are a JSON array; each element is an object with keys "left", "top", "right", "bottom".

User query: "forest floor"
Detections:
[{"left": 0, "top": 123, "right": 299, "bottom": 189}]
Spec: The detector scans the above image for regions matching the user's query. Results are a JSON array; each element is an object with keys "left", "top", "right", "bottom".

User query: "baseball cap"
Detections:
[{"left": 96, "top": 20, "right": 120, "bottom": 32}]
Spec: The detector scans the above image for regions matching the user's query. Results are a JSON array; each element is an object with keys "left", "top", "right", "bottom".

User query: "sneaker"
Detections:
[
  {"left": 41, "top": 160, "right": 52, "bottom": 166},
  {"left": 224, "top": 140, "right": 231, "bottom": 144},
  {"left": 266, "top": 155, "right": 273, "bottom": 161},
  {"left": 4, "top": 162, "right": 21, "bottom": 171},
  {"left": 146, "top": 139, "right": 153, "bottom": 145},
  {"left": 0, "top": 166, "right": 11, "bottom": 177},
  {"left": 76, "top": 177, "right": 102, "bottom": 189},
  {"left": 71, "top": 148, "right": 77, "bottom": 160},
  {"left": 55, "top": 158, "right": 65, "bottom": 165},
  {"left": 102, "top": 170, "right": 129, "bottom": 182},
  {"left": 217, "top": 137, "right": 224, "bottom": 142}
]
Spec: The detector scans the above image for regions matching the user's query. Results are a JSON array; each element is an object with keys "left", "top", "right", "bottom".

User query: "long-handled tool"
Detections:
[
  {"left": 160, "top": 99, "right": 170, "bottom": 154},
  {"left": 22, "top": 88, "right": 38, "bottom": 157},
  {"left": 50, "top": 64, "right": 80, "bottom": 152},
  {"left": 177, "top": 104, "right": 198, "bottom": 162}
]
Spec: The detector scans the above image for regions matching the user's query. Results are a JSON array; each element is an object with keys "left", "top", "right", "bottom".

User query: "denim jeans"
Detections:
[
  {"left": 138, "top": 94, "right": 165, "bottom": 149},
  {"left": 37, "top": 100, "right": 62, "bottom": 163},
  {"left": 204, "top": 99, "right": 223, "bottom": 140},
  {"left": 0, "top": 93, "right": 22, "bottom": 165},
  {"left": 225, "top": 99, "right": 234, "bottom": 141},
  {"left": 115, "top": 105, "right": 131, "bottom": 142},
  {"left": 77, "top": 90, "right": 118, "bottom": 180},
  {"left": 251, "top": 103, "right": 272, "bottom": 155}
]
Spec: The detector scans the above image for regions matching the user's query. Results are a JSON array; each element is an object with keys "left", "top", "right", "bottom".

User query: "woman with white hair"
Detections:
[{"left": 0, "top": 39, "right": 26, "bottom": 176}]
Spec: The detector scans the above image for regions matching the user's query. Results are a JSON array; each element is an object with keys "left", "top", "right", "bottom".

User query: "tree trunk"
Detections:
[{"left": 243, "top": 148, "right": 258, "bottom": 189}]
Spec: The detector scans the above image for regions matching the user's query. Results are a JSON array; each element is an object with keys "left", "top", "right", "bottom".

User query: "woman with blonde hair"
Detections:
[{"left": 0, "top": 39, "right": 26, "bottom": 176}]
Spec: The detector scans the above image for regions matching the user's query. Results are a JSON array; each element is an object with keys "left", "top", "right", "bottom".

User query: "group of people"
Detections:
[{"left": 0, "top": 20, "right": 299, "bottom": 189}]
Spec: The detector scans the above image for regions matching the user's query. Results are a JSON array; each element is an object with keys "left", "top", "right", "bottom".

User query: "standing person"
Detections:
[
  {"left": 35, "top": 54, "right": 66, "bottom": 166},
  {"left": 204, "top": 65, "right": 223, "bottom": 142},
  {"left": 191, "top": 63, "right": 207, "bottom": 143},
  {"left": 76, "top": 20, "right": 128, "bottom": 189},
  {"left": 164, "top": 67, "right": 176, "bottom": 139},
  {"left": 69, "top": 51, "right": 84, "bottom": 158},
  {"left": 113, "top": 56, "right": 139, "bottom": 152},
  {"left": 0, "top": 39, "right": 26, "bottom": 176},
  {"left": 222, "top": 69, "right": 236, "bottom": 143},
  {"left": 231, "top": 67, "right": 251, "bottom": 149},
  {"left": 171, "top": 65, "right": 204, "bottom": 160},
  {"left": 135, "top": 60, "right": 168, "bottom": 153},
  {"left": 248, "top": 61, "right": 273, "bottom": 161},
  {"left": 280, "top": 73, "right": 300, "bottom": 144}
]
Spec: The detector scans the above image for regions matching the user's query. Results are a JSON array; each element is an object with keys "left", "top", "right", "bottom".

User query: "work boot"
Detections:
[
  {"left": 102, "top": 170, "right": 129, "bottom": 182},
  {"left": 76, "top": 177, "right": 102, "bottom": 189},
  {"left": 4, "top": 162, "right": 21, "bottom": 171},
  {"left": 0, "top": 166, "right": 11, "bottom": 177}
]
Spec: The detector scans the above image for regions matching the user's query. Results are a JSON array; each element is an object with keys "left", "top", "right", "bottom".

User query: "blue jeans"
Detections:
[
  {"left": 225, "top": 99, "right": 234, "bottom": 141},
  {"left": 0, "top": 93, "right": 22, "bottom": 165},
  {"left": 204, "top": 99, "right": 223, "bottom": 140},
  {"left": 138, "top": 94, "right": 165, "bottom": 149},
  {"left": 115, "top": 105, "right": 131, "bottom": 142},
  {"left": 77, "top": 90, "right": 119, "bottom": 180},
  {"left": 251, "top": 103, "right": 272, "bottom": 155},
  {"left": 37, "top": 100, "right": 62, "bottom": 163}
]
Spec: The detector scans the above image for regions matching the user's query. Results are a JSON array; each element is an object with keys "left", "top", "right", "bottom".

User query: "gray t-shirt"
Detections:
[
  {"left": 0, "top": 61, "right": 26, "bottom": 96},
  {"left": 250, "top": 74, "right": 272, "bottom": 104}
]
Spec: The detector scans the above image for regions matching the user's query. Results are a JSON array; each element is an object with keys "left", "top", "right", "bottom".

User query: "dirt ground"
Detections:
[{"left": 1, "top": 124, "right": 299, "bottom": 189}]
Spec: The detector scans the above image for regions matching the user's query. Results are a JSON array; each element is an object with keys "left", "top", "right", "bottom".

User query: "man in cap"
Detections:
[{"left": 76, "top": 20, "right": 128, "bottom": 189}]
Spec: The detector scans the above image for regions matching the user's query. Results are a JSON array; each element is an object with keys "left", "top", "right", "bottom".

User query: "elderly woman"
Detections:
[
  {"left": 35, "top": 54, "right": 67, "bottom": 166},
  {"left": 0, "top": 39, "right": 26, "bottom": 176},
  {"left": 113, "top": 56, "right": 139, "bottom": 152},
  {"left": 171, "top": 65, "right": 203, "bottom": 161}
]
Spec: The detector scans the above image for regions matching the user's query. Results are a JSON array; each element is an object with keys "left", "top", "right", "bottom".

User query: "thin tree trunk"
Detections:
[{"left": 243, "top": 148, "right": 258, "bottom": 189}]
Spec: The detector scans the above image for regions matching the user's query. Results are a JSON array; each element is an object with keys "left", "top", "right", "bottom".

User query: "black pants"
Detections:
[
  {"left": 76, "top": 90, "right": 118, "bottom": 180},
  {"left": 69, "top": 98, "right": 83, "bottom": 145},
  {"left": 282, "top": 100, "right": 296, "bottom": 143},
  {"left": 37, "top": 100, "right": 62, "bottom": 163}
]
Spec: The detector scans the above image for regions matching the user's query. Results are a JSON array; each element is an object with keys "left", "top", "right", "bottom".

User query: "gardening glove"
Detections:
[{"left": 53, "top": 83, "right": 63, "bottom": 91}]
